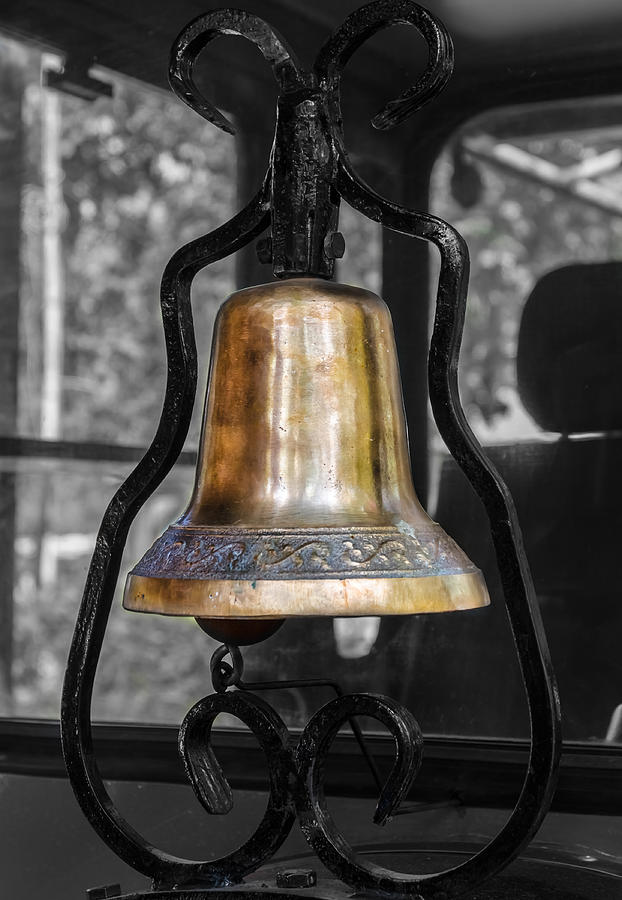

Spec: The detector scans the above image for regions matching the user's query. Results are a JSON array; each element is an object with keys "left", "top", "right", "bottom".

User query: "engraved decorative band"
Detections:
[{"left": 130, "top": 526, "right": 479, "bottom": 581}]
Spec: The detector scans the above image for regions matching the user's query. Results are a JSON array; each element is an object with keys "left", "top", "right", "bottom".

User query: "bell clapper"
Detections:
[{"left": 196, "top": 616, "right": 285, "bottom": 646}]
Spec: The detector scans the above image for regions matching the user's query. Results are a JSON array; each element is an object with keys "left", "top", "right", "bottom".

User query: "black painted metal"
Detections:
[
  {"left": 168, "top": 8, "right": 341, "bottom": 279},
  {"left": 166, "top": 1, "right": 453, "bottom": 281},
  {"left": 175, "top": 688, "right": 424, "bottom": 887},
  {"left": 61, "top": 2, "right": 562, "bottom": 898},
  {"left": 210, "top": 644, "right": 245, "bottom": 694},
  {"left": 177, "top": 691, "right": 297, "bottom": 886},
  {"left": 208, "top": 644, "right": 383, "bottom": 793},
  {"left": 296, "top": 693, "right": 424, "bottom": 831}
]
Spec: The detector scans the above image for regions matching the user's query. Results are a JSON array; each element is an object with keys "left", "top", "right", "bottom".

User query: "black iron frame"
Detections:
[{"left": 60, "top": 2, "right": 562, "bottom": 898}]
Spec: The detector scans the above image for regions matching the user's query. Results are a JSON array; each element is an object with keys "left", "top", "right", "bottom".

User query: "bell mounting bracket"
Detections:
[{"left": 60, "top": 3, "right": 561, "bottom": 899}]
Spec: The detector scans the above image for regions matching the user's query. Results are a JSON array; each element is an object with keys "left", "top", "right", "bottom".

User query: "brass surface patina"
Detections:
[{"left": 124, "top": 278, "right": 489, "bottom": 624}]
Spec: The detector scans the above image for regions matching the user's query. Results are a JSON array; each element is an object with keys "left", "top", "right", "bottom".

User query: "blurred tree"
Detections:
[
  {"left": 13, "top": 55, "right": 236, "bottom": 720},
  {"left": 58, "top": 77, "right": 235, "bottom": 445},
  {"left": 433, "top": 132, "right": 622, "bottom": 439}
]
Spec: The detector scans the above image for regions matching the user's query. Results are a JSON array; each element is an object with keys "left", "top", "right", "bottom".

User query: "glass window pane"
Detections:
[
  {"left": 426, "top": 98, "right": 622, "bottom": 742},
  {"left": 17, "top": 42, "right": 236, "bottom": 446},
  {"left": 0, "top": 31, "right": 236, "bottom": 720}
]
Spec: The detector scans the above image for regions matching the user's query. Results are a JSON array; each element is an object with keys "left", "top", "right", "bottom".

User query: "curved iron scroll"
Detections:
[
  {"left": 61, "top": 2, "right": 561, "bottom": 898},
  {"left": 296, "top": 692, "right": 423, "bottom": 831},
  {"left": 179, "top": 691, "right": 296, "bottom": 884},
  {"left": 315, "top": 0, "right": 453, "bottom": 132},
  {"left": 168, "top": 8, "right": 306, "bottom": 135}
]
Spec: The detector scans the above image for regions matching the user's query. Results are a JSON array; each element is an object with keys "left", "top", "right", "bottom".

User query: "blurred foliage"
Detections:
[
  {"left": 433, "top": 130, "right": 622, "bottom": 439},
  {"left": 21, "top": 69, "right": 235, "bottom": 446},
  {"left": 11, "top": 50, "right": 236, "bottom": 720}
]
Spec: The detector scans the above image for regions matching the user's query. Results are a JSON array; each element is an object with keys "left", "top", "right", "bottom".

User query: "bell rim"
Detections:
[{"left": 123, "top": 570, "right": 490, "bottom": 618}]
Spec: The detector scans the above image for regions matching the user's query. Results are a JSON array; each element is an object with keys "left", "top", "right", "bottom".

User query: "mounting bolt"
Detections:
[
  {"left": 256, "top": 235, "right": 273, "bottom": 264},
  {"left": 276, "top": 869, "right": 317, "bottom": 889},
  {"left": 324, "top": 231, "right": 345, "bottom": 260},
  {"left": 86, "top": 885, "right": 121, "bottom": 900}
]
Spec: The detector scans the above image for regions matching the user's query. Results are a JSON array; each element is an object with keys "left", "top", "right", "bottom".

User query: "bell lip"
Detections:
[{"left": 123, "top": 570, "right": 490, "bottom": 619}]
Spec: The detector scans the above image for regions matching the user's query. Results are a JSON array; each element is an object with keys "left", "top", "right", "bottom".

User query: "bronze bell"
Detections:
[{"left": 123, "top": 278, "right": 489, "bottom": 642}]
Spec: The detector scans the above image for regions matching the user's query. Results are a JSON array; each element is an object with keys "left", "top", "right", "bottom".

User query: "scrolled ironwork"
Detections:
[
  {"left": 315, "top": 0, "right": 453, "bottom": 131},
  {"left": 178, "top": 691, "right": 297, "bottom": 883},
  {"left": 295, "top": 693, "right": 424, "bottom": 832},
  {"left": 168, "top": 8, "right": 306, "bottom": 135},
  {"left": 61, "top": 2, "right": 561, "bottom": 898}
]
